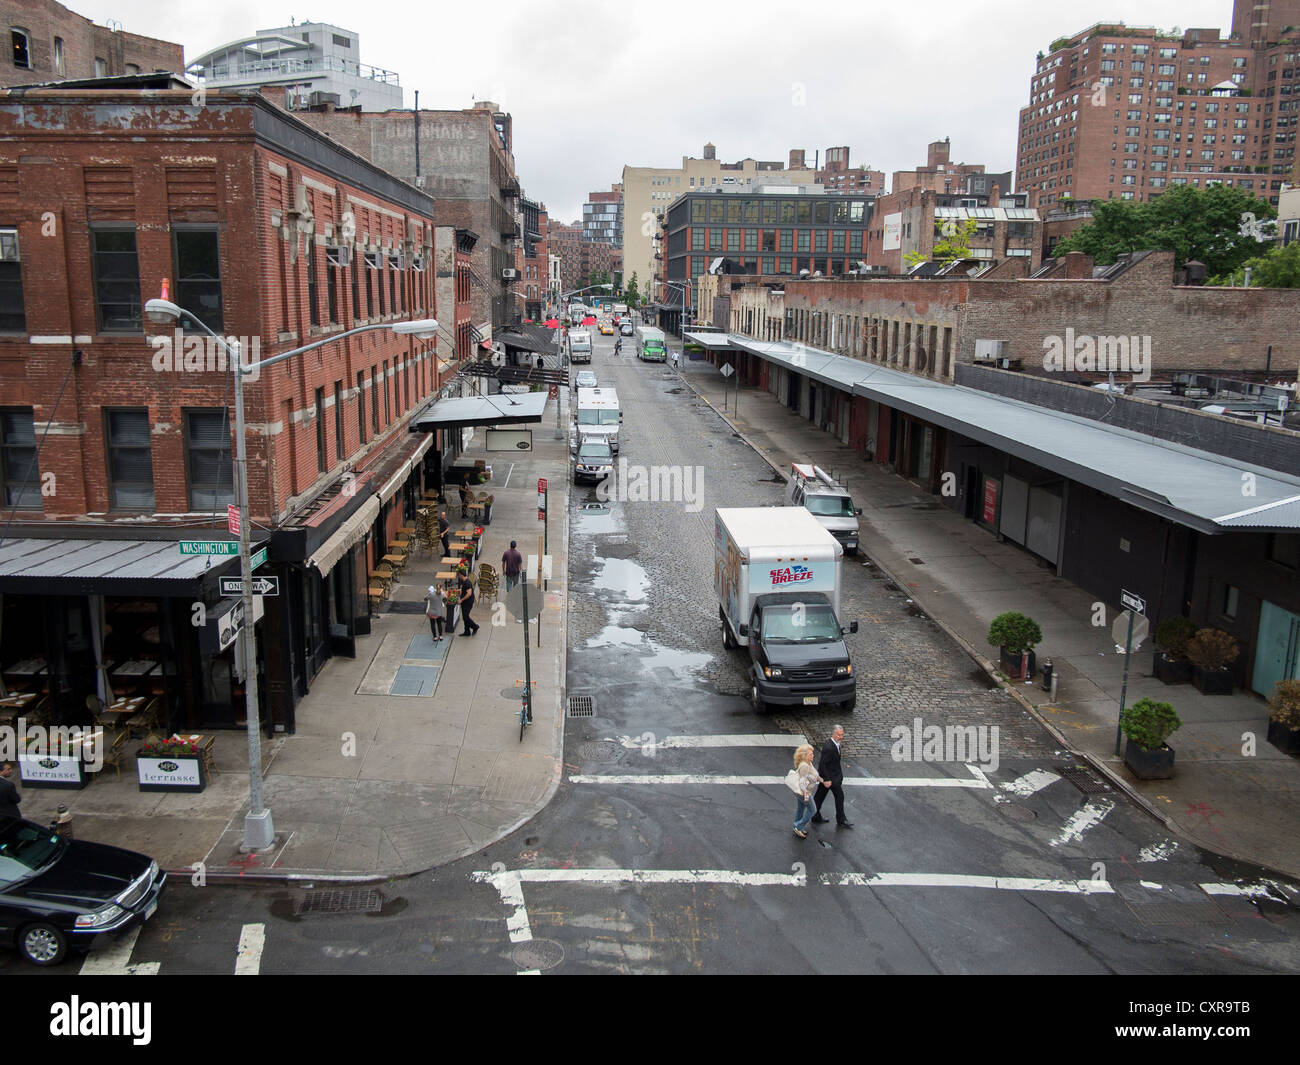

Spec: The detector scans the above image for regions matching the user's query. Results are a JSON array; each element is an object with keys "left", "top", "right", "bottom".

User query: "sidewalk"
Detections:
[
  {"left": 682, "top": 358, "right": 1300, "bottom": 879},
  {"left": 18, "top": 399, "right": 570, "bottom": 880}
]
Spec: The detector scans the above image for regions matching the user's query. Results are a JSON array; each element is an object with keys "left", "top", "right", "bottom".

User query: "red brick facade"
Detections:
[{"left": 0, "top": 0, "right": 183, "bottom": 85}]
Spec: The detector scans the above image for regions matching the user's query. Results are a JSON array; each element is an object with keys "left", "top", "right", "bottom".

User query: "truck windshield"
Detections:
[
  {"left": 646, "top": 342, "right": 665, "bottom": 354},
  {"left": 806, "top": 495, "right": 856, "bottom": 517},
  {"left": 578, "top": 410, "right": 620, "bottom": 425},
  {"left": 760, "top": 604, "right": 841, "bottom": 643}
]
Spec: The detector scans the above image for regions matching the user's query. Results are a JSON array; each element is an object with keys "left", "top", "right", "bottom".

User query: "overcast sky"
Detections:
[{"left": 73, "top": 0, "right": 1231, "bottom": 223}]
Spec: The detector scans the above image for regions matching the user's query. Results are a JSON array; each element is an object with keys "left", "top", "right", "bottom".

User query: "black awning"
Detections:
[{"left": 409, "top": 391, "right": 549, "bottom": 433}]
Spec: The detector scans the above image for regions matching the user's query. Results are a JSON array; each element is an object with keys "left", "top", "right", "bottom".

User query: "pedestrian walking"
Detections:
[
  {"left": 811, "top": 725, "right": 853, "bottom": 828},
  {"left": 502, "top": 540, "right": 523, "bottom": 592},
  {"left": 672, "top": 349, "right": 680, "bottom": 371},
  {"left": 0, "top": 761, "right": 21, "bottom": 819},
  {"left": 459, "top": 480, "right": 470, "bottom": 519},
  {"left": 438, "top": 511, "right": 451, "bottom": 558},
  {"left": 787, "top": 744, "right": 831, "bottom": 839},
  {"left": 458, "top": 573, "right": 480, "bottom": 636},
  {"left": 425, "top": 585, "right": 445, "bottom": 643}
]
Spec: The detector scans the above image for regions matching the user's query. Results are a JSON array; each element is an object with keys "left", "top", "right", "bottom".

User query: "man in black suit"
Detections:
[
  {"left": 811, "top": 725, "right": 853, "bottom": 828},
  {"left": 0, "top": 762, "right": 21, "bottom": 819}
]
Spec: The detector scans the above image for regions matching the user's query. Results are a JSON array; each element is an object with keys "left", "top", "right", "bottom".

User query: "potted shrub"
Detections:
[
  {"left": 1152, "top": 615, "right": 1197, "bottom": 685},
  {"left": 1266, "top": 679, "right": 1300, "bottom": 755},
  {"left": 987, "top": 611, "right": 1042, "bottom": 679},
  {"left": 136, "top": 736, "right": 207, "bottom": 793},
  {"left": 483, "top": 494, "right": 495, "bottom": 525},
  {"left": 1121, "top": 696, "right": 1182, "bottom": 779},
  {"left": 1186, "top": 628, "right": 1238, "bottom": 694}
]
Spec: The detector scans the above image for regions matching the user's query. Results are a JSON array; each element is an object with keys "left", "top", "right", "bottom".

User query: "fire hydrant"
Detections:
[{"left": 50, "top": 803, "right": 73, "bottom": 838}]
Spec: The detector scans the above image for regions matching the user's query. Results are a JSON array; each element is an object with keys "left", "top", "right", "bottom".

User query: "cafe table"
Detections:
[
  {"left": 4, "top": 659, "right": 46, "bottom": 677},
  {"left": 112, "top": 660, "right": 158, "bottom": 677}
]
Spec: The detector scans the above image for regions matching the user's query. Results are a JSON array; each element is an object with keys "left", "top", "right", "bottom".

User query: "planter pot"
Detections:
[
  {"left": 445, "top": 604, "right": 460, "bottom": 632},
  {"left": 1124, "top": 739, "right": 1176, "bottom": 780},
  {"left": 1192, "top": 665, "right": 1234, "bottom": 695},
  {"left": 1267, "top": 719, "right": 1300, "bottom": 756},
  {"left": 1153, "top": 652, "right": 1192, "bottom": 685},
  {"left": 482, "top": 501, "right": 493, "bottom": 525},
  {"left": 137, "top": 753, "right": 207, "bottom": 793},
  {"left": 17, "top": 752, "right": 91, "bottom": 790},
  {"left": 999, "top": 647, "right": 1036, "bottom": 680}
]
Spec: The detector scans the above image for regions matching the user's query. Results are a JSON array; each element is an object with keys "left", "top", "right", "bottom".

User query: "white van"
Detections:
[
  {"left": 570, "top": 387, "right": 621, "bottom": 453},
  {"left": 568, "top": 330, "right": 592, "bottom": 363}
]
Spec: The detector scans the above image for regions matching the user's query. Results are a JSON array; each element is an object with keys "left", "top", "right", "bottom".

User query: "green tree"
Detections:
[
  {"left": 904, "top": 217, "right": 977, "bottom": 268},
  {"left": 624, "top": 272, "right": 640, "bottom": 307},
  {"left": 1052, "top": 184, "right": 1274, "bottom": 278},
  {"left": 1210, "top": 239, "right": 1300, "bottom": 287}
]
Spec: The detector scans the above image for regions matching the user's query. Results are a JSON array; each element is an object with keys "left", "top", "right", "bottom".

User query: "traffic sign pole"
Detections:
[{"left": 1115, "top": 610, "right": 1136, "bottom": 756}]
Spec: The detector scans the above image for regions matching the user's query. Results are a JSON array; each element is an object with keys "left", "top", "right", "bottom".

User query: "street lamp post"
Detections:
[{"left": 145, "top": 298, "right": 437, "bottom": 852}]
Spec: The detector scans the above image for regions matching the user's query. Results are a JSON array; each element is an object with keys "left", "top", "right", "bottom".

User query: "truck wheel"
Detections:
[
  {"left": 750, "top": 684, "right": 767, "bottom": 714},
  {"left": 721, "top": 607, "right": 735, "bottom": 649}
]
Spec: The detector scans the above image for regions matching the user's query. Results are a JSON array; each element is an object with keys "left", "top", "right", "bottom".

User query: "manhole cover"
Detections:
[
  {"left": 513, "top": 939, "right": 565, "bottom": 970},
  {"left": 999, "top": 803, "right": 1038, "bottom": 821},
  {"left": 295, "top": 889, "right": 383, "bottom": 917},
  {"left": 568, "top": 695, "right": 595, "bottom": 717},
  {"left": 1059, "top": 766, "right": 1112, "bottom": 794},
  {"left": 579, "top": 740, "right": 622, "bottom": 762}
]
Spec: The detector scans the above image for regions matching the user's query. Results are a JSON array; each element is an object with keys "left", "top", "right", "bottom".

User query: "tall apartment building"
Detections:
[
  {"left": 521, "top": 197, "right": 548, "bottom": 319},
  {"left": 815, "top": 146, "right": 885, "bottom": 195},
  {"left": 1233, "top": 0, "right": 1300, "bottom": 44},
  {"left": 187, "top": 21, "right": 403, "bottom": 112},
  {"left": 0, "top": 0, "right": 183, "bottom": 84},
  {"left": 1016, "top": 14, "right": 1282, "bottom": 209},
  {"left": 623, "top": 142, "right": 820, "bottom": 305},
  {"left": 289, "top": 100, "right": 523, "bottom": 337},
  {"left": 583, "top": 185, "right": 622, "bottom": 247}
]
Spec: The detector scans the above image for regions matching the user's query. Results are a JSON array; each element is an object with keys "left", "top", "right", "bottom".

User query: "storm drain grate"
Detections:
[
  {"left": 567, "top": 695, "right": 595, "bottom": 718},
  {"left": 295, "top": 889, "right": 383, "bottom": 917},
  {"left": 1058, "top": 766, "right": 1112, "bottom": 795}
]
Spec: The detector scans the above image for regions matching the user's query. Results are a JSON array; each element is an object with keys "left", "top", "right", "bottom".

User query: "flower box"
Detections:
[
  {"left": 1192, "top": 665, "right": 1234, "bottom": 695},
  {"left": 1267, "top": 719, "right": 1300, "bottom": 756},
  {"left": 1152, "top": 652, "right": 1192, "bottom": 685},
  {"left": 137, "top": 752, "right": 207, "bottom": 793},
  {"left": 1124, "top": 740, "right": 1176, "bottom": 780}
]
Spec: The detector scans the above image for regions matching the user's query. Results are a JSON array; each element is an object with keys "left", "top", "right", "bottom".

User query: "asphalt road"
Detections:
[{"left": 6, "top": 325, "right": 1298, "bottom": 978}]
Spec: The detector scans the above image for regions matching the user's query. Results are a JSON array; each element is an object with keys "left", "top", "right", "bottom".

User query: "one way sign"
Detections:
[{"left": 220, "top": 576, "right": 279, "bottom": 597}]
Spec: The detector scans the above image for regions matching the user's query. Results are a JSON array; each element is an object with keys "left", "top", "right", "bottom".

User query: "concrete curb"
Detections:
[{"left": 681, "top": 370, "right": 1278, "bottom": 871}]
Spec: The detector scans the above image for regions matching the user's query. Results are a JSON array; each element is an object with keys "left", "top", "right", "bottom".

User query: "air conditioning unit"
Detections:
[
  {"left": 501, "top": 268, "right": 518, "bottom": 280},
  {"left": 973, "top": 339, "right": 1007, "bottom": 362},
  {"left": 308, "top": 91, "right": 341, "bottom": 108}
]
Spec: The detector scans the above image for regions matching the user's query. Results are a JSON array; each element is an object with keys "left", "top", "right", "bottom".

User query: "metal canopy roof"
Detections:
[
  {"left": 722, "top": 335, "right": 1300, "bottom": 534},
  {"left": 0, "top": 538, "right": 247, "bottom": 596},
  {"left": 684, "top": 331, "right": 735, "bottom": 350},
  {"left": 408, "top": 391, "right": 549, "bottom": 433}
]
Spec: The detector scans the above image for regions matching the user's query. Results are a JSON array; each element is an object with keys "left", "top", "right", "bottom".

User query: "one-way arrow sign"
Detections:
[{"left": 220, "top": 576, "right": 279, "bottom": 597}]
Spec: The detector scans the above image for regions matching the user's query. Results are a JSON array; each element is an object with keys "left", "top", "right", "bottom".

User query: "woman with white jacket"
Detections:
[{"left": 791, "top": 744, "right": 830, "bottom": 839}]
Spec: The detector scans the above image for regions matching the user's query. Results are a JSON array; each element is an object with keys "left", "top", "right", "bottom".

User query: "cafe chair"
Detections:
[
  {"left": 98, "top": 729, "right": 128, "bottom": 779},
  {"left": 126, "top": 698, "right": 160, "bottom": 739},
  {"left": 476, "top": 563, "right": 499, "bottom": 603}
]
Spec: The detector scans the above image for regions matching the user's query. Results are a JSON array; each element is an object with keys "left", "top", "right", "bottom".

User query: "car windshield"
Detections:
[
  {"left": 805, "top": 494, "right": 856, "bottom": 517},
  {"left": 578, "top": 410, "right": 619, "bottom": 425},
  {"left": 578, "top": 444, "right": 612, "bottom": 462},
  {"left": 759, "top": 604, "right": 841, "bottom": 643},
  {"left": 0, "top": 820, "right": 64, "bottom": 884}
]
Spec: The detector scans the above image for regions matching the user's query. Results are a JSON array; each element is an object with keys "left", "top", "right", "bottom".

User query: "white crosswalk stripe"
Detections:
[
  {"left": 77, "top": 927, "right": 159, "bottom": 975},
  {"left": 235, "top": 923, "right": 265, "bottom": 975}
]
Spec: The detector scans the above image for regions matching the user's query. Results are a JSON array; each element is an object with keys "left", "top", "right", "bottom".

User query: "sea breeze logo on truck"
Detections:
[{"left": 769, "top": 565, "right": 814, "bottom": 586}]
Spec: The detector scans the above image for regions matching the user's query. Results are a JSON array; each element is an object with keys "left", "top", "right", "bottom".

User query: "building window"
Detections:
[
  {"left": 0, "top": 227, "right": 23, "bottom": 332},
  {"left": 382, "top": 361, "right": 390, "bottom": 424},
  {"left": 0, "top": 408, "right": 38, "bottom": 508},
  {"left": 10, "top": 29, "right": 30, "bottom": 69},
  {"left": 306, "top": 242, "right": 320, "bottom": 326},
  {"left": 314, "top": 387, "right": 327, "bottom": 473},
  {"left": 105, "top": 409, "right": 153, "bottom": 510},
  {"left": 172, "top": 227, "right": 223, "bottom": 333},
  {"left": 325, "top": 247, "right": 342, "bottom": 325},
  {"left": 184, "top": 409, "right": 234, "bottom": 510},
  {"left": 334, "top": 380, "right": 345, "bottom": 461},
  {"left": 371, "top": 366, "right": 379, "bottom": 433},
  {"left": 52, "top": 36, "right": 64, "bottom": 76},
  {"left": 94, "top": 57, "right": 106, "bottom": 77},
  {"left": 356, "top": 371, "right": 366, "bottom": 444},
  {"left": 1267, "top": 533, "right": 1299, "bottom": 569},
  {"left": 91, "top": 227, "right": 142, "bottom": 332}
]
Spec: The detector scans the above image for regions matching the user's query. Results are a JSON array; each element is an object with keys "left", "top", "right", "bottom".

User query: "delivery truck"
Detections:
[{"left": 715, "top": 507, "right": 859, "bottom": 714}]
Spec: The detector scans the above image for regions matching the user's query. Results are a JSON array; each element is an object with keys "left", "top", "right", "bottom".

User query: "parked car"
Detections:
[
  {"left": 620, "top": 320, "right": 635, "bottom": 337},
  {"left": 0, "top": 817, "right": 166, "bottom": 966}
]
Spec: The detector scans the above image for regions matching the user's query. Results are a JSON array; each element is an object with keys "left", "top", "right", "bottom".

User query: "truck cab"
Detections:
[
  {"left": 787, "top": 463, "right": 862, "bottom": 554},
  {"left": 741, "top": 593, "right": 858, "bottom": 714}
]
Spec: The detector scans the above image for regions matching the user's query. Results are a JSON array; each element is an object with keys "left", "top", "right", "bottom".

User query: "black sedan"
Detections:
[{"left": 0, "top": 817, "right": 165, "bottom": 965}]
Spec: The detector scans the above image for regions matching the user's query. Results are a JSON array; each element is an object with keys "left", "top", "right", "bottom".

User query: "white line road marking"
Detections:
[
  {"left": 78, "top": 927, "right": 159, "bottom": 975},
  {"left": 1138, "top": 840, "right": 1179, "bottom": 862},
  {"left": 1140, "top": 881, "right": 1164, "bottom": 890},
  {"left": 612, "top": 733, "right": 808, "bottom": 749},
  {"left": 569, "top": 767, "right": 993, "bottom": 789},
  {"left": 1049, "top": 799, "right": 1116, "bottom": 848},
  {"left": 511, "top": 868, "right": 808, "bottom": 887},
  {"left": 235, "top": 923, "right": 265, "bottom": 975},
  {"left": 1001, "top": 769, "right": 1061, "bottom": 797},
  {"left": 829, "top": 872, "right": 1114, "bottom": 895},
  {"left": 1200, "top": 880, "right": 1294, "bottom": 901}
]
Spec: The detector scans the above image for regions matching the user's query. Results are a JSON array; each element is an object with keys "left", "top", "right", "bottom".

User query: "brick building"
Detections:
[
  {"left": 813, "top": 146, "right": 885, "bottom": 195},
  {"left": 0, "top": 0, "right": 182, "bottom": 85},
  {"left": 289, "top": 99, "right": 523, "bottom": 338},
  {"left": 520, "top": 197, "right": 548, "bottom": 319},
  {"left": 0, "top": 86, "right": 457, "bottom": 733},
  {"left": 550, "top": 221, "right": 617, "bottom": 297}
]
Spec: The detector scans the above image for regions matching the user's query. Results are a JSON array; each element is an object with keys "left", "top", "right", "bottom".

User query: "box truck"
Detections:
[{"left": 715, "top": 507, "right": 859, "bottom": 714}]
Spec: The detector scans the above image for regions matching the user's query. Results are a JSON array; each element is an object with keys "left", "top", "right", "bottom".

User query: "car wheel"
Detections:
[
  {"left": 750, "top": 683, "right": 766, "bottom": 715},
  {"left": 19, "top": 922, "right": 67, "bottom": 966}
]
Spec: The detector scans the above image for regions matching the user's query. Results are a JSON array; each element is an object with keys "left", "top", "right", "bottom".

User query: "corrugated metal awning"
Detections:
[
  {"left": 377, "top": 433, "right": 433, "bottom": 503},
  {"left": 408, "top": 391, "right": 548, "bottom": 432},
  {"left": 0, "top": 537, "right": 246, "bottom": 596},
  {"left": 308, "top": 496, "right": 380, "bottom": 574}
]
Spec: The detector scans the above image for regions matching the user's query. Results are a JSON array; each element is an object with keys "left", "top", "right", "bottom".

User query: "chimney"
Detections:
[
  {"left": 789, "top": 149, "right": 806, "bottom": 169},
  {"left": 1063, "top": 251, "right": 1092, "bottom": 279},
  {"left": 989, "top": 183, "right": 1001, "bottom": 208},
  {"left": 703, "top": 142, "right": 716, "bottom": 160}
]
